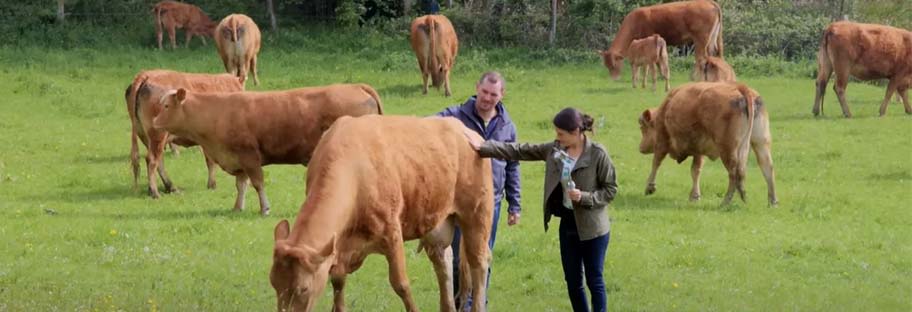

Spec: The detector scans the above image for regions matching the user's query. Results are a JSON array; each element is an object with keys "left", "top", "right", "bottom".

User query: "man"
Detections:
[{"left": 436, "top": 71, "right": 521, "bottom": 309}]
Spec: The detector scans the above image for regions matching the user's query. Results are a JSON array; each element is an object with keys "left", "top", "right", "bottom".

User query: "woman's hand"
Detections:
[
  {"left": 463, "top": 128, "right": 483, "bottom": 151},
  {"left": 569, "top": 188, "right": 582, "bottom": 202}
]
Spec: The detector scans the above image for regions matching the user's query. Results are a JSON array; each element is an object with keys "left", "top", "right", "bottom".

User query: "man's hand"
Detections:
[
  {"left": 568, "top": 188, "right": 582, "bottom": 202},
  {"left": 463, "top": 128, "right": 483, "bottom": 151},
  {"left": 508, "top": 212, "right": 520, "bottom": 226}
]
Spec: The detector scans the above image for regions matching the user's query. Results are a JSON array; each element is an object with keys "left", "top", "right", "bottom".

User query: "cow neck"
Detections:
[
  {"left": 176, "top": 96, "right": 218, "bottom": 143},
  {"left": 608, "top": 21, "right": 636, "bottom": 56},
  {"left": 287, "top": 174, "right": 356, "bottom": 250}
]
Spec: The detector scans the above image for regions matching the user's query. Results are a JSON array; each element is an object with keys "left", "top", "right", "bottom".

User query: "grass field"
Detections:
[{"left": 0, "top": 31, "right": 910, "bottom": 311}]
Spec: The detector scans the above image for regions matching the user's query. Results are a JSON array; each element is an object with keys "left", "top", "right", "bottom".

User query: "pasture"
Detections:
[{"left": 0, "top": 29, "right": 910, "bottom": 311}]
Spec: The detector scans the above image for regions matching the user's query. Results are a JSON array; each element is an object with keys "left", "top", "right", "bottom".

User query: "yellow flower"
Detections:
[
  {"left": 110, "top": 229, "right": 118, "bottom": 236},
  {"left": 672, "top": 282, "right": 679, "bottom": 288}
]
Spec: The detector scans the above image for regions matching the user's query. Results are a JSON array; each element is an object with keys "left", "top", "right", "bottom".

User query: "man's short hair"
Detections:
[{"left": 477, "top": 71, "right": 506, "bottom": 89}]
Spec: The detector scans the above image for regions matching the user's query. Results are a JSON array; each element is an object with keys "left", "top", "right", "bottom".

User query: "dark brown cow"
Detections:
[
  {"left": 695, "top": 56, "right": 737, "bottom": 82},
  {"left": 126, "top": 70, "right": 244, "bottom": 198},
  {"left": 621, "top": 34, "right": 670, "bottom": 92},
  {"left": 639, "top": 82, "right": 777, "bottom": 205},
  {"left": 813, "top": 21, "right": 912, "bottom": 117},
  {"left": 599, "top": 0, "right": 723, "bottom": 80},
  {"left": 152, "top": 1, "right": 216, "bottom": 50},
  {"left": 270, "top": 115, "right": 492, "bottom": 312},
  {"left": 152, "top": 84, "right": 384, "bottom": 215},
  {"left": 410, "top": 14, "right": 459, "bottom": 97},
  {"left": 215, "top": 14, "right": 262, "bottom": 86}
]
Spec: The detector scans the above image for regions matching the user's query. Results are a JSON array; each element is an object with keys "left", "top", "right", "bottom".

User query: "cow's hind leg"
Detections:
[
  {"left": 832, "top": 62, "right": 853, "bottom": 118},
  {"left": 249, "top": 55, "right": 260, "bottom": 86},
  {"left": 245, "top": 166, "right": 270, "bottom": 216},
  {"left": 879, "top": 79, "right": 900, "bottom": 116},
  {"left": 720, "top": 151, "right": 747, "bottom": 205},
  {"left": 631, "top": 64, "right": 638, "bottom": 89},
  {"left": 752, "top": 119, "right": 778, "bottom": 206},
  {"left": 168, "top": 26, "right": 178, "bottom": 49},
  {"left": 384, "top": 232, "right": 420, "bottom": 312},
  {"left": 443, "top": 69, "right": 452, "bottom": 97},
  {"left": 155, "top": 151, "right": 177, "bottom": 194},
  {"left": 900, "top": 88, "right": 912, "bottom": 114},
  {"left": 421, "top": 217, "right": 458, "bottom": 312},
  {"left": 649, "top": 63, "right": 657, "bottom": 92},
  {"left": 456, "top": 199, "right": 492, "bottom": 312},
  {"left": 690, "top": 155, "right": 704, "bottom": 201},
  {"left": 201, "top": 147, "right": 217, "bottom": 189},
  {"left": 145, "top": 136, "right": 168, "bottom": 199}
]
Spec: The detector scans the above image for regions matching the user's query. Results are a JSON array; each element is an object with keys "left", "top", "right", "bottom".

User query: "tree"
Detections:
[
  {"left": 266, "top": 0, "right": 277, "bottom": 31},
  {"left": 548, "top": 0, "right": 557, "bottom": 46},
  {"left": 57, "top": 0, "right": 64, "bottom": 23}
]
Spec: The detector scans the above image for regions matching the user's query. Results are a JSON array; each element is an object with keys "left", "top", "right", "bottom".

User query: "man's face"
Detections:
[{"left": 475, "top": 80, "right": 504, "bottom": 114}]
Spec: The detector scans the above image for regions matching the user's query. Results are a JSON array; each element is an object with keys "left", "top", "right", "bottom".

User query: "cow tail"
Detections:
[
  {"left": 152, "top": 4, "right": 164, "bottom": 33},
  {"left": 709, "top": 1, "right": 724, "bottom": 57},
  {"left": 736, "top": 84, "right": 755, "bottom": 161},
  {"left": 360, "top": 84, "right": 384, "bottom": 115},
  {"left": 426, "top": 17, "right": 443, "bottom": 88},
  {"left": 455, "top": 232, "right": 472, "bottom": 308},
  {"left": 128, "top": 74, "right": 151, "bottom": 186}
]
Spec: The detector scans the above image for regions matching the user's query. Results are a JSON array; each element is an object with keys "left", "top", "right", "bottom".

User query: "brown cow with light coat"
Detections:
[
  {"left": 639, "top": 82, "right": 777, "bottom": 206},
  {"left": 599, "top": 0, "right": 723, "bottom": 80},
  {"left": 410, "top": 14, "right": 459, "bottom": 97},
  {"left": 270, "top": 115, "right": 492, "bottom": 312},
  {"left": 126, "top": 70, "right": 244, "bottom": 198},
  {"left": 152, "top": 84, "right": 383, "bottom": 215},
  {"left": 152, "top": 1, "right": 216, "bottom": 50},
  {"left": 813, "top": 21, "right": 912, "bottom": 117},
  {"left": 215, "top": 14, "right": 262, "bottom": 86},
  {"left": 695, "top": 56, "right": 737, "bottom": 82},
  {"left": 623, "top": 34, "right": 670, "bottom": 92}
]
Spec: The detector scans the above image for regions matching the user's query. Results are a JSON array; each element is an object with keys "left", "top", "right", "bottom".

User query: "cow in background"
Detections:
[
  {"left": 639, "top": 82, "right": 777, "bottom": 206},
  {"left": 605, "top": 34, "right": 670, "bottom": 92},
  {"left": 126, "top": 70, "right": 243, "bottom": 198},
  {"left": 270, "top": 115, "right": 492, "bottom": 312},
  {"left": 410, "top": 14, "right": 459, "bottom": 97},
  {"left": 215, "top": 14, "right": 262, "bottom": 86},
  {"left": 152, "top": 1, "right": 216, "bottom": 50},
  {"left": 599, "top": 0, "right": 723, "bottom": 80},
  {"left": 813, "top": 21, "right": 912, "bottom": 117},
  {"left": 152, "top": 84, "right": 384, "bottom": 216},
  {"left": 695, "top": 56, "right": 737, "bottom": 82}
]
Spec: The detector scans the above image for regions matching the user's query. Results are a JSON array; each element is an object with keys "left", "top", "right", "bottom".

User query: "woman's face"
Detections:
[{"left": 555, "top": 128, "right": 582, "bottom": 148}]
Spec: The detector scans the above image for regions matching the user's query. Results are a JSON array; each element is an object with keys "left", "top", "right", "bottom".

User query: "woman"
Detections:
[{"left": 464, "top": 107, "right": 617, "bottom": 312}]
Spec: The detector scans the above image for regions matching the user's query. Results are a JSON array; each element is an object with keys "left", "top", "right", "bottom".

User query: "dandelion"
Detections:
[
  {"left": 110, "top": 229, "right": 118, "bottom": 236},
  {"left": 672, "top": 282, "right": 679, "bottom": 288}
]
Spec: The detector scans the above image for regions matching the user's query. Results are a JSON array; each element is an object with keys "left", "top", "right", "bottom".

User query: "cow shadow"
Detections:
[
  {"left": 20, "top": 185, "right": 140, "bottom": 203},
  {"left": 79, "top": 154, "right": 127, "bottom": 164},
  {"left": 581, "top": 86, "right": 631, "bottom": 95},
  {"left": 378, "top": 83, "right": 422, "bottom": 98},
  {"left": 617, "top": 192, "right": 745, "bottom": 212}
]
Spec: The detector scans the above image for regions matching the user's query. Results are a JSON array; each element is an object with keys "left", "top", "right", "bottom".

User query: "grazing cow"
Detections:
[
  {"left": 695, "top": 56, "right": 737, "bottom": 82},
  {"left": 638, "top": 82, "right": 777, "bottom": 206},
  {"left": 270, "top": 115, "right": 492, "bottom": 312},
  {"left": 152, "top": 84, "right": 384, "bottom": 215},
  {"left": 599, "top": 0, "right": 723, "bottom": 80},
  {"left": 813, "top": 21, "right": 912, "bottom": 117},
  {"left": 126, "top": 70, "right": 244, "bottom": 198},
  {"left": 152, "top": 1, "right": 216, "bottom": 50},
  {"left": 410, "top": 14, "right": 459, "bottom": 97},
  {"left": 623, "top": 34, "right": 670, "bottom": 92},
  {"left": 215, "top": 14, "right": 262, "bottom": 86}
]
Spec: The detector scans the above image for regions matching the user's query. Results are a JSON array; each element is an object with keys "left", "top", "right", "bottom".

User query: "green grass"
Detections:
[{"left": 0, "top": 33, "right": 910, "bottom": 311}]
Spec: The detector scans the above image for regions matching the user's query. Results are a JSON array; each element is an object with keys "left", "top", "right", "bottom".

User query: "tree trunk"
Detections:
[
  {"left": 57, "top": 0, "right": 65, "bottom": 23},
  {"left": 266, "top": 0, "right": 277, "bottom": 31},
  {"left": 447, "top": 0, "right": 453, "bottom": 8},
  {"left": 549, "top": 0, "right": 557, "bottom": 46},
  {"left": 403, "top": 0, "right": 414, "bottom": 15}
]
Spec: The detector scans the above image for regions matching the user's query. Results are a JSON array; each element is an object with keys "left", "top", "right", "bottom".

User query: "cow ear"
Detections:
[
  {"left": 596, "top": 49, "right": 605, "bottom": 56},
  {"left": 274, "top": 219, "right": 290, "bottom": 241},
  {"left": 176, "top": 88, "right": 187, "bottom": 102},
  {"left": 640, "top": 109, "right": 652, "bottom": 125}
]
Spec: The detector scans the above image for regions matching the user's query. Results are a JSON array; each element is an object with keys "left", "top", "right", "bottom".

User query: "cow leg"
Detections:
[
  {"left": 421, "top": 71, "right": 430, "bottom": 94},
  {"left": 649, "top": 63, "right": 657, "bottom": 92},
  {"left": 233, "top": 174, "right": 249, "bottom": 212},
  {"left": 422, "top": 217, "right": 458, "bottom": 312},
  {"left": 130, "top": 127, "right": 141, "bottom": 191},
  {"left": 900, "top": 88, "right": 912, "bottom": 114},
  {"left": 689, "top": 155, "right": 704, "bottom": 201},
  {"left": 444, "top": 69, "right": 452, "bottom": 97},
  {"left": 168, "top": 141, "right": 180, "bottom": 156},
  {"left": 156, "top": 27, "right": 164, "bottom": 50},
  {"left": 645, "top": 152, "right": 667, "bottom": 195},
  {"left": 331, "top": 274, "right": 348, "bottom": 312},
  {"left": 201, "top": 147, "right": 217, "bottom": 189},
  {"left": 660, "top": 59, "right": 671, "bottom": 92},
  {"left": 458, "top": 218, "right": 491, "bottom": 312},
  {"left": 200, "top": 36, "right": 207, "bottom": 46},
  {"left": 155, "top": 153, "right": 177, "bottom": 194},
  {"left": 720, "top": 151, "right": 747, "bottom": 205},
  {"left": 630, "top": 64, "right": 638, "bottom": 89},
  {"left": 146, "top": 138, "right": 167, "bottom": 199},
  {"left": 250, "top": 56, "right": 260, "bottom": 86},
  {"left": 245, "top": 167, "right": 271, "bottom": 216},
  {"left": 752, "top": 121, "right": 778, "bottom": 206},
  {"left": 168, "top": 26, "right": 177, "bottom": 49},
  {"left": 184, "top": 31, "right": 192, "bottom": 48},
  {"left": 832, "top": 66, "right": 852, "bottom": 118},
  {"left": 384, "top": 235, "right": 420, "bottom": 312},
  {"left": 879, "top": 79, "right": 900, "bottom": 117}
]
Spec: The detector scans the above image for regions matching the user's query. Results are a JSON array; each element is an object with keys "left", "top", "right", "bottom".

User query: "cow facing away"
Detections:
[
  {"left": 608, "top": 34, "right": 670, "bottom": 92},
  {"left": 599, "top": 0, "right": 723, "bottom": 80},
  {"left": 813, "top": 21, "right": 912, "bottom": 117},
  {"left": 410, "top": 14, "right": 459, "bottom": 97},
  {"left": 152, "top": 84, "right": 383, "bottom": 215},
  {"left": 270, "top": 115, "right": 492, "bottom": 312},
  {"left": 638, "top": 82, "right": 777, "bottom": 206},
  {"left": 215, "top": 14, "right": 262, "bottom": 86},
  {"left": 152, "top": 1, "right": 216, "bottom": 50},
  {"left": 126, "top": 70, "right": 244, "bottom": 198},
  {"left": 694, "top": 56, "right": 737, "bottom": 82}
]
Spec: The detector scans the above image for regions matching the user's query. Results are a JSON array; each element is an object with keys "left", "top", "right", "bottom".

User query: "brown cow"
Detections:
[
  {"left": 152, "top": 1, "right": 216, "bottom": 50},
  {"left": 215, "top": 14, "right": 262, "bottom": 86},
  {"left": 813, "top": 21, "right": 912, "bottom": 117},
  {"left": 410, "top": 14, "right": 459, "bottom": 97},
  {"left": 638, "top": 82, "right": 777, "bottom": 206},
  {"left": 695, "top": 56, "right": 737, "bottom": 82},
  {"left": 622, "top": 34, "right": 670, "bottom": 92},
  {"left": 152, "top": 84, "right": 384, "bottom": 215},
  {"left": 126, "top": 70, "right": 244, "bottom": 198},
  {"left": 599, "top": 0, "right": 723, "bottom": 80},
  {"left": 270, "top": 115, "right": 492, "bottom": 312}
]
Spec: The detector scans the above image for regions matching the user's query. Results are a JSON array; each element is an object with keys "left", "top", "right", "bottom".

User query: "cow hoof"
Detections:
[
  {"left": 149, "top": 188, "right": 160, "bottom": 199},
  {"left": 689, "top": 194, "right": 701, "bottom": 201},
  {"left": 645, "top": 185, "right": 656, "bottom": 195},
  {"left": 207, "top": 182, "right": 217, "bottom": 190},
  {"left": 260, "top": 209, "right": 270, "bottom": 217}
]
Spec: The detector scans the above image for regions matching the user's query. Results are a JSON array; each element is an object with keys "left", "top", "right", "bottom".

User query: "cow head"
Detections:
[
  {"left": 153, "top": 88, "right": 188, "bottom": 132},
  {"left": 638, "top": 108, "right": 658, "bottom": 154},
  {"left": 270, "top": 220, "right": 335, "bottom": 312},
  {"left": 597, "top": 50, "right": 624, "bottom": 80}
]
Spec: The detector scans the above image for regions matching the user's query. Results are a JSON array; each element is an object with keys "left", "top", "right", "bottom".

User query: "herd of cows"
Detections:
[{"left": 132, "top": 0, "right": 910, "bottom": 311}]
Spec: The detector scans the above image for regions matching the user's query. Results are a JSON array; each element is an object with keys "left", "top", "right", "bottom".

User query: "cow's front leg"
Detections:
[
  {"left": 690, "top": 155, "right": 704, "bottom": 201},
  {"left": 233, "top": 173, "right": 249, "bottom": 212},
  {"left": 330, "top": 273, "right": 347, "bottom": 312},
  {"left": 245, "top": 166, "right": 271, "bottom": 216},
  {"left": 645, "top": 152, "right": 667, "bottom": 195}
]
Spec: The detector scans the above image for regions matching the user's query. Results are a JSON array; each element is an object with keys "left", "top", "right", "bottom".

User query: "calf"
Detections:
[
  {"left": 814, "top": 21, "right": 912, "bottom": 117},
  {"left": 152, "top": 1, "right": 216, "bottom": 50},
  {"left": 620, "top": 34, "right": 670, "bottom": 92},
  {"left": 126, "top": 70, "right": 243, "bottom": 198},
  {"left": 270, "top": 115, "right": 492, "bottom": 312},
  {"left": 638, "top": 82, "right": 777, "bottom": 205},
  {"left": 152, "top": 84, "right": 384, "bottom": 215},
  {"left": 695, "top": 56, "right": 736, "bottom": 82},
  {"left": 410, "top": 14, "right": 459, "bottom": 97},
  {"left": 215, "top": 14, "right": 262, "bottom": 86}
]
